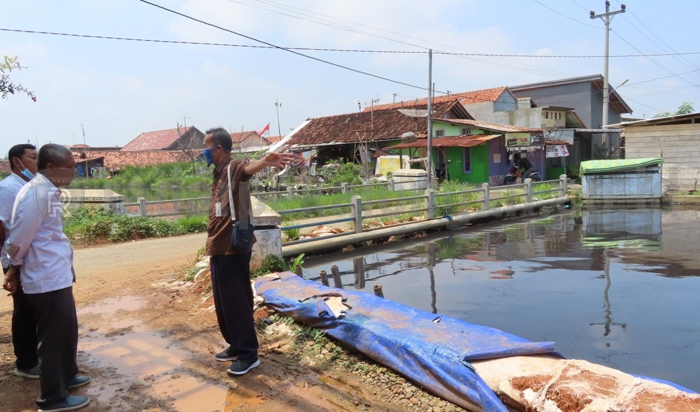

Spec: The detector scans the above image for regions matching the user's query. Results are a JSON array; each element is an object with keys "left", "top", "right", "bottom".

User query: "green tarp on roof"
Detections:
[{"left": 580, "top": 157, "right": 663, "bottom": 174}]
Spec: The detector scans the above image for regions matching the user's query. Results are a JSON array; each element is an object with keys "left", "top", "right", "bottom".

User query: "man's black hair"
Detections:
[
  {"left": 205, "top": 127, "right": 233, "bottom": 152},
  {"left": 38, "top": 144, "right": 73, "bottom": 170},
  {"left": 8, "top": 144, "right": 36, "bottom": 171},
  {"left": 513, "top": 152, "right": 521, "bottom": 161}
]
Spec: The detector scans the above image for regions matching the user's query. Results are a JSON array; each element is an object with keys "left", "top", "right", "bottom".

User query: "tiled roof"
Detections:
[
  {"left": 391, "top": 134, "right": 502, "bottom": 149},
  {"left": 72, "top": 150, "right": 200, "bottom": 171},
  {"left": 434, "top": 118, "right": 543, "bottom": 133},
  {"left": 265, "top": 135, "right": 283, "bottom": 144},
  {"left": 365, "top": 87, "right": 508, "bottom": 112},
  {"left": 231, "top": 131, "right": 260, "bottom": 143},
  {"left": 288, "top": 101, "right": 469, "bottom": 147},
  {"left": 121, "top": 127, "right": 197, "bottom": 151}
]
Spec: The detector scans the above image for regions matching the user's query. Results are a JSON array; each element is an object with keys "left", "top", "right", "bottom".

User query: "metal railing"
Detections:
[{"left": 279, "top": 175, "right": 569, "bottom": 245}]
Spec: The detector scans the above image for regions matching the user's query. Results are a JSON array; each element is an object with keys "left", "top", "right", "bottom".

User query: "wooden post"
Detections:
[
  {"left": 373, "top": 285, "right": 384, "bottom": 298},
  {"left": 294, "top": 266, "right": 303, "bottom": 278},
  {"left": 319, "top": 270, "right": 329, "bottom": 286},
  {"left": 331, "top": 265, "right": 343, "bottom": 288}
]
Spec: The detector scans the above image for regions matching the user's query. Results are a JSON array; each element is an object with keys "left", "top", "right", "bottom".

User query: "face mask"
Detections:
[
  {"left": 202, "top": 148, "right": 215, "bottom": 167},
  {"left": 17, "top": 160, "right": 35, "bottom": 180}
]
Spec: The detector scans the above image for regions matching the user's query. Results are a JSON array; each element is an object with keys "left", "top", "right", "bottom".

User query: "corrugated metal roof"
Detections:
[{"left": 390, "top": 134, "right": 501, "bottom": 149}]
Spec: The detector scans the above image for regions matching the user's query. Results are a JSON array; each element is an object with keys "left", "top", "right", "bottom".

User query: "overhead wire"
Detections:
[
  {"left": 3, "top": 27, "right": 700, "bottom": 58},
  {"left": 612, "top": 0, "right": 700, "bottom": 71},
  {"left": 231, "top": 0, "right": 575, "bottom": 78},
  {"left": 136, "top": 0, "right": 438, "bottom": 93}
]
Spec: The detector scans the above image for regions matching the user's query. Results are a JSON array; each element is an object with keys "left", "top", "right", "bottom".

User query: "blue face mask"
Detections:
[
  {"left": 202, "top": 148, "right": 215, "bottom": 167},
  {"left": 18, "top": 160, "right": 35, "bottom": 180}
]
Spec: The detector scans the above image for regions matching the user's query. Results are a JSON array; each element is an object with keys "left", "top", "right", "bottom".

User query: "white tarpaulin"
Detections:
[{"left": 546, "top": 145, "right": 569, "bottom": 158}]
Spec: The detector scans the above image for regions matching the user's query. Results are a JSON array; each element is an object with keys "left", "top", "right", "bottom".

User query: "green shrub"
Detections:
[{"left": 252, "top": 254, "right": 286, "bottom": 279}]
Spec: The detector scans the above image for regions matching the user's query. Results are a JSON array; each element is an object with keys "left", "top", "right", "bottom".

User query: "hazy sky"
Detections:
[{"left": 1, "top": 0, "right": 699, "bottom": 157}]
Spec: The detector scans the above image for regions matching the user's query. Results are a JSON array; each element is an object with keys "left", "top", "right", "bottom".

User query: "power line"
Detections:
[
  {"left": 626, "top": 67, "right": 700, "bottom": 86},
  {"left": 613, "top": 0, "right": 700, "bottom": 71},
  {"left": 138, "top": 0, "right": 435, "bottom": 92},
  {"left": 4, "top": 28, "right": 700, "bottom": 58},
  {"left": 532, "top": 0, "right": 601, "bottom": 29},
  {"left": 232, "top": 0, "right": 574, "bottom": 78}
]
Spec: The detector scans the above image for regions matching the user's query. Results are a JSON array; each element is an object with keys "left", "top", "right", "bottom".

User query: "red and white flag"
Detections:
[{"left": 257, "top": 123, "right": 270, "bottom": 136}]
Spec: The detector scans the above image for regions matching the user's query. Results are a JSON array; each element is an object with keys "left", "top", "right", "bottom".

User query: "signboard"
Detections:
[
  {"left": 505, "top": 133, "right": 531, "bottom": 147},
  {"left": 490, "top": 175, "right": 504, "bottom": 186},
  {"left": 546, "top": 145, "right": 570, "bottom": 158},
  {"left": 506, "top": 132, "right": 544, "bottom": 147}
]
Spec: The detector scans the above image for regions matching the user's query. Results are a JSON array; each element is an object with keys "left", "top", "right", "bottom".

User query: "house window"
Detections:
[
  {"left": 545, "top": 111, "right": 549, "bottom": 119},
  {"left": 461, "top": 128, "right": 472, "bottom": 135},
  {"left": 435, "top": 129, "right": 445, "bottom": 137},
  {"left": 463, "top": 147, "right": 472, "bottom": 173}
]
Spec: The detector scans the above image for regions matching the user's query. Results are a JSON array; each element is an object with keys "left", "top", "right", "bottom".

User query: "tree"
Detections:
[
  {"left": 0, "top": 56, "right": 36, "bottom": 101},
  {"left": 654, "top": 102, "right": 694, "bottom": 118}
]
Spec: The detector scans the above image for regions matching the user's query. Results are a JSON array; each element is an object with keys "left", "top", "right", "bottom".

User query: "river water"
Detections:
[{"left": 301, "top": 207, "right": 700, "bottom": 392}]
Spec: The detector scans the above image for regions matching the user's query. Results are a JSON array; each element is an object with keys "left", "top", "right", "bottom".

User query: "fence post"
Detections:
[
  {"left": 351, "top": 195, "right": 363, "bottom": 234},
  {"left": 287, "top": 186, "right": 294, "bottom": 199},
  {"left": 559, "top": 174, "right": 568, "bottom": 197},
  {"left": 341, "top": 182, "right": 348, "bottom": 194},
  {"left": 482, "top": 183, "right": 490, "bottom": 210},
  {"left": 425, "top": 189, "right": 435, "bottom": 220},
  {"left": 388, "top": 178, "right": 396, "bottom": 191},
  {"left": 331, "top": 265, "right": 343, "bottom": 288},
  {"left": 137, "top": 197, "right": 147, "bottom": 217},
  {"left": 525, "top": 178, "right": 533, "bottom": 203}
]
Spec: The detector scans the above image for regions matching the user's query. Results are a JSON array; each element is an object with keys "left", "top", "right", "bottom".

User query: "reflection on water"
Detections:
[{"left": 302, "top": 207, "right": 700, "bottom": 391}]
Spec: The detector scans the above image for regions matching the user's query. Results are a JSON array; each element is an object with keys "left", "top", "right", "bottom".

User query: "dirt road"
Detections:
[{"left": 0, "top": 234, "right": 454, "bottom": 412}]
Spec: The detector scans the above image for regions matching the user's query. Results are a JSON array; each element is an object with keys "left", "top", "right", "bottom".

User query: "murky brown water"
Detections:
[
  {"left": 77, "top": 296, "right": 262, "bottom": 410},
  {"left": 303, "top": 207, "right": 700, "bottom": 392}
]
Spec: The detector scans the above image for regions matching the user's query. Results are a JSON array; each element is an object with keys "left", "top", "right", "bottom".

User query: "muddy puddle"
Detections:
[{"left": 77, "top": 296, "right": 260, "bottom": 411}]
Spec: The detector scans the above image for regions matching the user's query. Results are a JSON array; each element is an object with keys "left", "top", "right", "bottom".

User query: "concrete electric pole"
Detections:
[
  {"left": 591, "top": 1, "right": 626, "bottom": 158},
  {"left": 275, "top": 98, "right": 282, "bottom": 138}
]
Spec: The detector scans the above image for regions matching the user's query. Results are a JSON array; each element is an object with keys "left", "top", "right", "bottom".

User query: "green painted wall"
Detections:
[{"left": 444, "top": 144, "right": 489, "bottom": 184}]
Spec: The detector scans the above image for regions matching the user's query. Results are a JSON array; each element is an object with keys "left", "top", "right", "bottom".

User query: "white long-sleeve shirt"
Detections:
[
  {"left": 6, "top": 173, "right": 74, "bottom": 294},
  {"left": 0, "top": 172, "right": 28, "bottom": 269}
]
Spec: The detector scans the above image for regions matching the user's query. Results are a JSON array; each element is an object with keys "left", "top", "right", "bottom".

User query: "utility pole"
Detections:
[
  {"left": 275, "top": 98, "right": 282, "bottom": 137},
  {"left": 80, "top": 122, "right": 86, "bottom": 146},
  {"left": 591, "top": 1, "right": 626, "bottom": 158},
  {"left": 427, "top": 49, "right": 433, "bottom": 189}
]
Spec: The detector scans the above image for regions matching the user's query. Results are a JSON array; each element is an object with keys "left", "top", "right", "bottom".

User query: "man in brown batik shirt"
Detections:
[{"left": 203, "top": 127, "right": 294, "bottom": 376}]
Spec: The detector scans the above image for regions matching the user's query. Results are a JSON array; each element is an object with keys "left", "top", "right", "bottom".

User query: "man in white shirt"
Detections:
[
  {"left": 3, "top": 144, "right": 90, "bottom": 412},
  {"left": 0, "top": 144, "right": 39, "bottom": 379}
]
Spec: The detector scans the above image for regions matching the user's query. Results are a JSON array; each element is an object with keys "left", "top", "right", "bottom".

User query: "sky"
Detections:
[{"left": 1, "top": 0, "right": 699, "bottom": 157}]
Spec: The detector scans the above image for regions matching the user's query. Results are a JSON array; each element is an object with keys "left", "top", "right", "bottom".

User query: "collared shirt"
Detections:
[
  {"left": 0, "top": 172, "right": 28, "bottom": 269},
  {"left": 205, "top": 158, "right": 255, "bottom": 256},
  {"left": 6, "top": 173, "right": 74, "bottom": 294}
]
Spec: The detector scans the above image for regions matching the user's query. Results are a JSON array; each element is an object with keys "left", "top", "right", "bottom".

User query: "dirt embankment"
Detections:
[{"left": 0, "top": 234, "right": 466, "bottom": 412}]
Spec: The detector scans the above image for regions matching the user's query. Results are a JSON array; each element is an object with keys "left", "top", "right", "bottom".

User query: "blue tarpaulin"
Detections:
[{"left": 256, "top": 272, "right": 560, "bottom": 411}]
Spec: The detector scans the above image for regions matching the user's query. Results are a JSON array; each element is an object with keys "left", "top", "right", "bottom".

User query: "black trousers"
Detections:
[
  {"left": 26, "top": 286, "right": 79, "bottom": 406},
  {"left": 3, "top": 266, "right": 38, "bottom": 370},
  {"left": 210, "top": 254, "right": 258, "bottom": 361}
]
